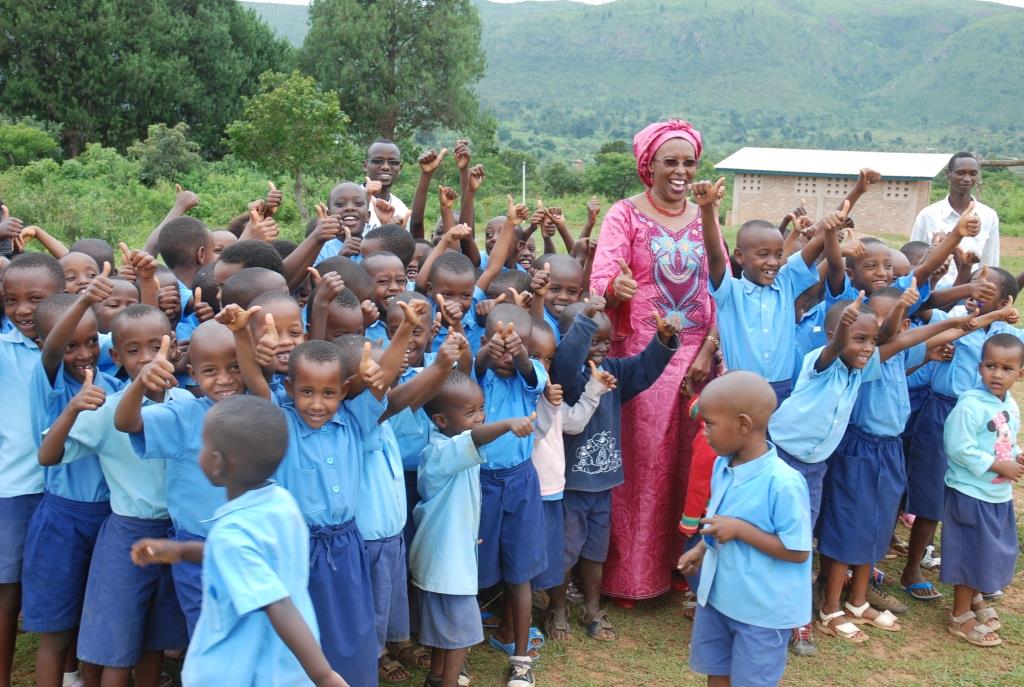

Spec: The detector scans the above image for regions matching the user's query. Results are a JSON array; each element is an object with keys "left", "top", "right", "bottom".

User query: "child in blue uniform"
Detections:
[
  {"left": 412, "top": 371, "right": 536, "bottom": 687},
  {"left": 696, "top": 176, "right": 844, "bottom": 403},
  {"left": 26, "top": 272, "right": 123, "bottom": 687},
  {"left": 473, "top": 303, "right": 548, "bottom": 687},
  {"left": 940, "top": 334, "right": 1023, "bottom": 648},
  {"left": 900, "top": 266, "right": 1023, "bottom": 601},
  {"left": 546, "top": 298, "right": 678, "bottom": 643},
  {"left": 131, "top": 395, "right": 347, "bottom": 687},
  {"left": 678, "top": 372, "right": 811, "bottom": 687},
  {"left": 38, "top": 305, "right": 188, "bottom": 686},
  {"left": 0, "top": 253, "right": 63, "bottom": 686},
  {"left": 115, "top": 320, "right": 251, "bottom": 634},
  {"left": 816, "top": 284, "right": 978, "bottom": 644}
]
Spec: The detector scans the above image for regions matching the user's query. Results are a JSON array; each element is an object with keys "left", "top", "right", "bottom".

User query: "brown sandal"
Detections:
[
  {"left": 389, "top": 640, "right": 432, "bottom": 669},
  {"left": 379, "top": 656, "right": 411, "bottom": 682}
]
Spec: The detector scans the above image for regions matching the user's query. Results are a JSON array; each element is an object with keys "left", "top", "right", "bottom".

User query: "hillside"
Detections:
[{"left": 240, "top": 0, "right": 1024, "bottom": 158}]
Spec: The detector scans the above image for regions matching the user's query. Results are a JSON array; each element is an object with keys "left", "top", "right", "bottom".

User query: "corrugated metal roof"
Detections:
[{"left": 715, "top": 147, "right": 951, "bottom": 180}]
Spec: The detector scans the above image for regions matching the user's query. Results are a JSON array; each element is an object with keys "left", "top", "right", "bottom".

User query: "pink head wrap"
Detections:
[{"left": 632, "top": 120, "right": 703, "bottom": 188}]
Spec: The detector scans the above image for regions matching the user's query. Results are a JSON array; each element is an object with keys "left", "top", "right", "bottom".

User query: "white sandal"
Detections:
[
  {"left": 844, "top": 601, "right": 902, "bottom": 632},
  {"left": 948, "top": 610, "right": 1001, "bottom": 647},
  {"left": 971, "top": 595, "right": 1001, "bottom": 631},
  {"left": 816, "top": 609, "right": 869, "bottom": 643}
]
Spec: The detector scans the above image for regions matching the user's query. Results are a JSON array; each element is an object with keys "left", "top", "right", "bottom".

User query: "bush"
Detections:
[
  {"left": 0, "top": 123, "right": 60, "bottom": 169},
  {"left": 128, "top": 123, "right": 203, "bottom": 186},
  {"left": 542, "top": 160, "right": 585, "bottom": 197}
]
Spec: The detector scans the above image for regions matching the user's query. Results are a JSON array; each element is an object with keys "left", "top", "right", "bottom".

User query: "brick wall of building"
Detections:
[{"left": 725, "top": 173, "right": 932, "bottom": 236}]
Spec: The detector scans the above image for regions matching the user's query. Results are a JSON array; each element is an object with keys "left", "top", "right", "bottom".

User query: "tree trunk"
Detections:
[{"left": 294, "top": 169, "right": 309, "bottom": 221}]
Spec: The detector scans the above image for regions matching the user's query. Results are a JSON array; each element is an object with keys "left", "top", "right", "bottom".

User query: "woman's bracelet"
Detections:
[{"left": 704, "top": 334, "right": 720, "bottom": 350}]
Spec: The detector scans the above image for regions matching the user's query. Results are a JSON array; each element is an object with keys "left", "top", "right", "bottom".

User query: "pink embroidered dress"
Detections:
[{"left": 590, "top": 199, "right": 716, "bottom": 600}]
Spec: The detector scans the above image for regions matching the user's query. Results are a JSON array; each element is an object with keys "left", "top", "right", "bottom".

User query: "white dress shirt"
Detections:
[{"left": 911, "top": 195, "right": 1000, "bottom": 287}]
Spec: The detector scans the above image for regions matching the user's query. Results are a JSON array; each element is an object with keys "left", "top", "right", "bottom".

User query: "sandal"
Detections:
[
  {"left": 582, "top": 609, "right": 616, "bottom": 641},
  {"left": 948, "top": 610, "right": 1001, "bottom": 647},
  {"left": 971, "top": 595, "right": 1001, "bottom": 631},
  {"left": 480, "top": 609, "right": 501, "bottom": 630},
  {"left": 544, "top": 609, "right": 572, "bottom": 641},
  {"left": 889, "top": 540, "right": 909, "bottom": 557},
  {"left": 488, "top": 635, "right": 539, "bottom": 660},
  {"left": 844, "top": 602, "right": 902, "bottom": 632},
  {"left": 379, "top": 656, "right": 411, "bottom": 683},
  {"left": 458, "top": 657, "right": 471, "bottom": 687},
  {"left": 902, "top": 581, "right": 942, "bottom": 601},
  {"left": 389, "top": 640, "right": 431, "bottom": 669},
  {"left": 816, "top": 609, "right": 869, "bottom": 643}
]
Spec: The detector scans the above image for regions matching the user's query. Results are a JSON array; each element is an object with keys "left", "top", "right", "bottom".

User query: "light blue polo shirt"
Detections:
[
  {"left": 316, "top": 240, "right": 363, "bottom": 264},
  {"left": 476, "top": 361, "right": 547, "bottom": 470},
  {"left": 390, "top": 354, "right": 437, "bottom": 471},
  {"left": 275, "top": 389, "right": 386, "bottom": 528},
  {"left": 542, "top": 308, "right": 561, "bottom": 344},
  {"left": 365, "top": 319, "right": 389, "bottom": 344},
  {"left": 182, "top": 483, "right": 317, "bottom": 687},
  {"left": 430, "top": 286, "right": 487, "bottom": 355},
  {"left": 943, "top": 389, "right": 1021, "bottom": 504},
  {"left": 55, "top": 387, "right": 193, "bottom": 520},
  {"left": 130, "top": 396, "right": 225, "bottom": 536},
  {"left": 410, "top": 430, "right": 485, "bottom": 595},
  {"left": 0, "top": 330, "right": 45, "bottom": 498},
  {"left": 30, "top": 361, "right": 118, "bottom": 503},
  {"left": 96, "top": 332, "right": 120, "bottom": 377},
  {"left": 850, "top": 344, "right": 926, "bottom": 437},
  {"left": 698, "top": 445, "right": 812, "bottom": 629},
  {"left": 931, "top": 322, "right": 1024, "bottom": 398},
  {"left": 834, "top": 274, "right": 931, "bottom": 315},
  {"left": 711, "top": 252, "right": 818, "bottom": 382},
  {"left": 356, "top": 421, "right": 406, "bottom": 541},
  {"left": 769, "top": 347, "right": 881, "bottom": 463}
]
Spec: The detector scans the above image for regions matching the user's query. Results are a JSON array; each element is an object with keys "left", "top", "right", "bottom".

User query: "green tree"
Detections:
[
  {"left": 0, "top": 123, "right": 60, "bottom": 169},
  {"left": 0, "top": 1, "right": 291, "bottom": 155},
  {"left": 300, "top": 0, "right": 486, "bottom": 140},
  {"left": 542, "top": 160, "right": 584, "bottom": 197},
  {"left": 127, "top": 123, "right": 202, "bottom": 185},
  {"left": 226, "top": 71, "right": 357, "bottom": 220},
  {"left": 585, "top": 152, "right": 641, "bottom": 200}
]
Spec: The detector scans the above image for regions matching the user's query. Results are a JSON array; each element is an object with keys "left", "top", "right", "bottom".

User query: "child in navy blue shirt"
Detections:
[
  {"left": 412, "top": 371, "right": 536, "bottom": 687},
  {"left": 26, "top": 268, "right": 123, "bottom": 687},
  {"left": 546, "top": 297, "right": 678, "bottom": 644},
  {"left": 474, "top": 303, "right": 548, "bottom": 686},
  {"left": 130, "top": 395, "right": 347, "bottom": 687},
  {"left": 115, "top": 320, "right": 252, "bottom": 634},
  {"left": 0, "top": 253, "right": 63, "bottom": 686},
  {"left": 678, "top": 372, "right": 811, "bottom": 687}
]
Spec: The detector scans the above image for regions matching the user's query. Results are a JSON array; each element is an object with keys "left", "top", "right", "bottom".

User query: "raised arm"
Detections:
[
  {"left": 415, "top": 223, "right": 472, "bottom": 293},
  {"left": 580, "top": 196, "right": 601, "bottom": 240},
  {"left": 410, "top": 148, "right": 447, "bottom": 239},
  {"left": 42, "top": 263, "right": 113, "bottom": 382},
  {"left": 912, "top": 202, "right": 978, "bottom": 284},
  {"left": 16, "top": 225, "right": 68, "bottom": 258},
  {"left": 216, "top": 305, "right": 271, "bottom": 400},
  {"left": 475, "top": 198, "right": 527, "bottom": 295},
  {"left": 282, "top": 205, "right": 341, "bottom": 290},
  {"left": 38, "top": 369, "right": 106, "bottom": 466},
  {"left": 815, "top": 292, "right": 863, "bottom": 372},
  {"left": 114, "top": 336, "right": 175, "bottom": 434},
  {"left": 143, "top": 185, "right": 199, "bottom": 257}
]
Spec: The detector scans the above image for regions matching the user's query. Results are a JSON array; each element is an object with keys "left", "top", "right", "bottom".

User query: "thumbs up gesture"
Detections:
[
  {"left": 254, "top": 313, "right": 281, "bottom": 368},
  {"left": 506, "top": 412, "right": 537, "bottom": 438},
  {"left": 840, "top": 291, "right": 866, "bottom": 327},
  {"left": 691, "top": 177, "right": 725, "bottom": 208},
  {"left": 0, "top": 204, "right": 24, "bottom": 242},
  {"left": 418, "top": 148, "right": 448, "bottom": 174},
  {"left": 215, "top": 304, "right": 261, "bottom": 334},
  {"left": 956, "top": 201, "right": 981, "bottom": 238},
  {"left": 138, "top": 335, "right": 177, "bottom": 393},
  {"left": 898, "top": 276, "right": 920, "bottom": 309},
  {"left": 193, "top": 287, "right": 215, "bottom": 322},
  {"left": 70, "top": 368, "right": 106, "bottom": 412},
  {"left": 359, "top": 341, "right": 386, "bottom": 390},
  {"left": 82, "top": 262, "right": 114, "bottom": 305},
  {"left": 611, "top": 258, "right": 638, "bottom": 302},
  {"left": 264, "top": 181, "right": 282, "bottom": 218}
]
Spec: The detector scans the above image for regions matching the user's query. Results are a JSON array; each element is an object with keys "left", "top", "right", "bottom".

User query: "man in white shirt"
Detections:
[
  {"left": 364, "top": 140, "right": 410, "bottom": 230},
  {"left": 911, "top": 152, "right": 999, "bottom": 286}
]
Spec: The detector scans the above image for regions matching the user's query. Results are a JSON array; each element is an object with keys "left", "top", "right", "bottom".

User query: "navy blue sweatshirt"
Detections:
[{"left": 552, "top": 313, "right": 678, "bottom": 492}]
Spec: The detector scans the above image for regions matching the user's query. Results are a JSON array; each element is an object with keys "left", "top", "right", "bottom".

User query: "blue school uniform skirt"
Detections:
[
  {"left": 776, "top": 446, "right": 828, "bottom": 528},
  {"left": 901, "top": 385, "right": 931, "bottom": 458},
  {"left": 906, "top": 391, "right": 956, "bottom": 521},
  {"left": 78, "top": 514, "right": 187, "bottom": 667},
  {"left": 308, "top": 518, "right": 377, "bottom": 687},
  {"left": 532, "top": 498, "right": 566, "bottom": 590},
  {"left": 478, "top": 459, "right": 547, "bottom": 588},
  {"left": 170, "top": 527, "right": 205, "bottom": 636},
  {"left": 21, "top": 494, "right": 110, "bottom": 632},
  {"left": 939, "top": 488, "right": 1018, "bottom": 593},
  {"left": 818, "top": 427, "right": 906, "bottom": 565},
  {"left": 417, "top": 590, "right": 484, "bottom": 650},
  {"left": 366, "top": 533, "right": 410, "bottom": 653},
  {"left": 0, "top": 493, "right": 42, "bottom": 583}
]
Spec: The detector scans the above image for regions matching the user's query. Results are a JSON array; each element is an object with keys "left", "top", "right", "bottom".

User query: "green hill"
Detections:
[{"left": 240, "top": 0, "right": 1024, "bottom": 158}]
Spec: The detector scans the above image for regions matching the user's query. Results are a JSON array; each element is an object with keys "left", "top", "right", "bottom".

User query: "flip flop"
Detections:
[
  {"left": 480, "top": 610, "right": 501, "bottom": 629},
  {"left": 903, "top": 581, "right": 942, "bottom": 601},
  {"left": 488, "top": 635, "right": 540, "bottom": 660}
]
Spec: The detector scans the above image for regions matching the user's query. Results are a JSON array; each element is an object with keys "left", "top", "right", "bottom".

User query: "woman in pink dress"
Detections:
[{"left": 590, "top": 120, "right": 720, "bottom": 602}]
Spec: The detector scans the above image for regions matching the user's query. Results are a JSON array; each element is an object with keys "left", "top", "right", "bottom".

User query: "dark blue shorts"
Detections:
[
  {"left": 532, "top": 498, "right": 566, "bottom": 590},
  {"left": 417, "top": 590, "right": 483, "bottom": 650},
  {"left": 906, "top": 392, "right": 955, "bottom": 521},
  {"left": 562, "top": 489, "right": 612, "bottom": 566},
  {"left": 366, "top": 533, "right": 410, "bottom": 653},
  {"left": 308, "top": 519, "right": 377, "bottom": 687},
  {"left": 776, "top": 447, "right": 827, "bottom": 529},
  {"left": 768, "top": 379, "right": 793, "bottom": 408},
  {"left": 689, "top": 603, "right": 788, "bottom": 687},
  {"left": 78, "top": 514, "right": 187, "bottom": 667},
  {"left": 940, "top": 488, "right": 1018, "bottom": 593},
  {"left": 22, "top": 495, "right": 110, "bottom": 632},
  {"left": 819, "top": 427, "right": 906, "bottom": 565},
  {"left": 478, "top": 460, "right": 547, "bottom": 588},
  {"left": 170, "top": 527, "right": 205, "bottom": 637},
  {"left": 0, "top": 493, "right": 42, "bottom": 583}
]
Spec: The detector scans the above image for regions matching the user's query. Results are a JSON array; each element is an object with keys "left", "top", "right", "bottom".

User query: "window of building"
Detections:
[
  {"left": 794, "top": 176, "right": 818, "bottom": 195},
  {"left": 884, "top": 180, "right": 912, "bottom": 199},
  {"left": 739, "top": 173, "right": 762, "bottom": 193}
]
